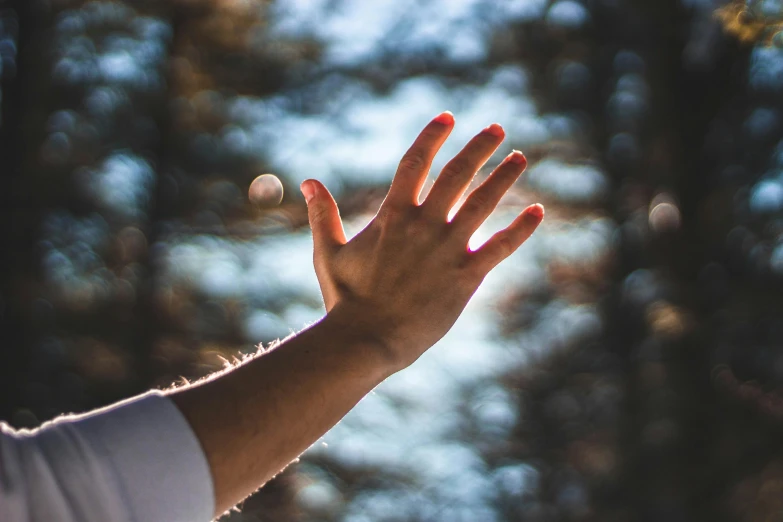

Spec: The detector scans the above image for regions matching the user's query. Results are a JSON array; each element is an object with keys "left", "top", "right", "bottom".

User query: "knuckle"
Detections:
[
  {"left": 407, "top": 221, "right": 426, "bottom": 237},
  {"left": 379, "top": 204, "right": 405, "bottom": 223},
  {"left": 498, "top": 234, "right": 515, "bottom": 256},
  {"left": 406, "top": 211, "right": 428, "bottom": 234},
  {"left": 310, "top": 204, "right": 329, "bottom": 223},
  {"left": 441, "top": 159, "right": 470, "bottom": 179},
  {"left": 399, "top": 151, "right": 427, "bottom": 172},
  {"left": 455, "top": 253, "right": 474, "bottom": 272},
  {"left": 419, "top": 127, "right": 442, "bottom": 142},
  {"left": 462, "top": 255, "right": 487, "bottom": 281},
  {"left": 408, "top": 212, "right": 445, "bottom": 239},
  {"left": 463, "top": 192, "right": 490, "bottom": 214}
]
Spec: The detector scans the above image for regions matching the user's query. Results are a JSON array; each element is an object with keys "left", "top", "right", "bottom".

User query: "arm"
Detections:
[
  {"left": 170, "top": 111, "right": 544, "bottom": 517},
  {"left": 170, "top": 307, "right": 392, "bottom": 516}
]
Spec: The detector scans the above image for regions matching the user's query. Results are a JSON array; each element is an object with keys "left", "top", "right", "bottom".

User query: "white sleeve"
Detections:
[{"left": 0, "top": 391, "right": 215, "bottom": 522}]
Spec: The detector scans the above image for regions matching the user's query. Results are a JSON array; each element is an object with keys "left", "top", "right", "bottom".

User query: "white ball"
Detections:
[{"left": 248, "top": 174, "right": 284, "bottom": 208}]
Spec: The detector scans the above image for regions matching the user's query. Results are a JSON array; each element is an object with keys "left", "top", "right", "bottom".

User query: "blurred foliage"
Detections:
[
  {"left": 2, "top": 0, "right": 783, "bottom": 521},
  {"left": 716, "top": 0, "right": 783, "bottom": 45}
]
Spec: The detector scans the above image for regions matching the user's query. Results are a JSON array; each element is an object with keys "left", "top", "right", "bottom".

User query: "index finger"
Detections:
[{"left": 383, "top": 112, "right": 454, "bottom": 207}]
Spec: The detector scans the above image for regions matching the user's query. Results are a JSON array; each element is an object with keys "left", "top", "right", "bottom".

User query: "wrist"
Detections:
[{"left": 321, "top": 301, "right": 407, "bottom": 377}]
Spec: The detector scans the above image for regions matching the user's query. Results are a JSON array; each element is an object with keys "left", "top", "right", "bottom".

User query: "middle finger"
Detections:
[{"left": 420, "top": 123, "right": 505, "bottom": 219}]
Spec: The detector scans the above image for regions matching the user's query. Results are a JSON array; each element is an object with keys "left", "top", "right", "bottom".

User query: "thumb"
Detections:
[{"left": 301, "top": 180, "right": 347, "bottom": 255}]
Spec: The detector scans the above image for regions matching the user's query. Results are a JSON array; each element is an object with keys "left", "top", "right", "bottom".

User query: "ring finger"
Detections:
[{"left": 449, "top": 150, "right": 528, "bottom": 240}]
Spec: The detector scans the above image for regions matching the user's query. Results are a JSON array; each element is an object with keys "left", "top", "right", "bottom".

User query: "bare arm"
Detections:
[
  {"left": 170, "top": 308, "right": 394, "bottom": 516},
  {"left": 170, "top": 111, "right": 544, "bottom": 518}
]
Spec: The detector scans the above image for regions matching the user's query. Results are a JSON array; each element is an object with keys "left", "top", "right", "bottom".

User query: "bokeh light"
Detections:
[{"left": 248, "top": 173, "right": 284, "bottom": 208}]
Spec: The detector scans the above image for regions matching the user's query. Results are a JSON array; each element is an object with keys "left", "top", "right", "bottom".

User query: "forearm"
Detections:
[{"left": 170, "top": 306, "right": 396, "bottom": 517}]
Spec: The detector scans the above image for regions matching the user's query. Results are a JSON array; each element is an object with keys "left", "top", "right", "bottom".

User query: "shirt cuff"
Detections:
[{"left": 72, "top": 391, "right": 215, "bottom": 522}]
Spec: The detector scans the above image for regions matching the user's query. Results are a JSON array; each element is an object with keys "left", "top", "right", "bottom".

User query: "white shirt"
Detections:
[{"left": 0, "top": 392, "right": 214, "bottom": 522}]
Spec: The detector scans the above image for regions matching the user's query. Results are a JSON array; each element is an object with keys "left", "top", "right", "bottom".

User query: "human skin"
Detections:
[{"left": 170, "top": 111, "right": 544, "bottom": 518}]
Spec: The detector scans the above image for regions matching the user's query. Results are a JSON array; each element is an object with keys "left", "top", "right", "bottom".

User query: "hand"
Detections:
[{"left": 300, "top": 111, "right": 544, "bottom": 372}]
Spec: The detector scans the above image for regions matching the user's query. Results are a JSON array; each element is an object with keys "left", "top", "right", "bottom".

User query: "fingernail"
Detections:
[
  {"left": 528, "top": 203, "right": 545, "bottom": 219},
  {"left": 483, "top": 123, "right": 504, "bottom": 137},
  {"left": 433, "top": 111, "right": 455, "bottom": 125},
  {"left": 508, "top": 150, "right": 527, "bottom": 165},
  {"left": 300, "top": 181, "right": 315, "bottom": 203}
]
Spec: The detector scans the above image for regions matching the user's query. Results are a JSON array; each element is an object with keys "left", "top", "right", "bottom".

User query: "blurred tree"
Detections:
[
  {"left": 502, "top": 0, "right": 783, "bottom": 520},
  {"left": 0, "top": 0, "right": 54, "bottom": 424}
]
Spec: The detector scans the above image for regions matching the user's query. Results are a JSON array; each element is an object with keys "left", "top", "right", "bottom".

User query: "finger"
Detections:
[
  {"left": 384, "top": 112, "right": 454, "bottom": 208},
  {"left": 301, "top": 179, "right": 347, "bottom": 258},
  {"left": 450, "top": 150, "right": 527, "bottom": 238},
  {"left": 422, "top": 123, "right": 505, "bottom": 218},
  {"left": 471, "top": 204, "right": 544, "bottom": 272}
]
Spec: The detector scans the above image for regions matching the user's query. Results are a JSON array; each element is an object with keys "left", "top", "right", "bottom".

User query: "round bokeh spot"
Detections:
[{"left": 248, "top": 174, "right": 284, "bottom": 208}]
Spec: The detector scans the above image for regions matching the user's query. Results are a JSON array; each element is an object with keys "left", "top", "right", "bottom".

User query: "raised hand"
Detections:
[
  {"left": 170, "top": 112, "right": 545, "bottom": 516},
  {"left": 300, "top": 112, "right": 544, "bottom": 371}
]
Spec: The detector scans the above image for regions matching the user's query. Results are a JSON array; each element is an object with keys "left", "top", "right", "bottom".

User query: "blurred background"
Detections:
[{"left": 1, "top": 0, "right": 783, "bottom": 520}]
